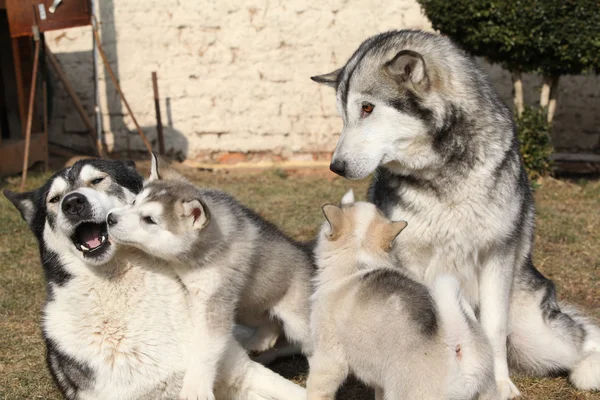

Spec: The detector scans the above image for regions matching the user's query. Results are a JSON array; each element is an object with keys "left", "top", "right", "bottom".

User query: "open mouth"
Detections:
[{"left": 71, "top": 222, "right": 110, "bottom": 257}]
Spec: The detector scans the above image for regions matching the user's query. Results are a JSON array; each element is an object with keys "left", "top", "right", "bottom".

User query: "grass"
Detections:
[{"left": 0, "top": 166, "right": 599, "bottom": 399}]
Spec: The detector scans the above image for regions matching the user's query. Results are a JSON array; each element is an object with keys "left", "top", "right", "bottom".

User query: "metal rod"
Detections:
[
  {"left": 92, "top": 27, "right": 153, "bottom": 155},
  {"left": 20, "top": 37, "right": 41, "bottom": 191},
  {"left": 152, "top": 71, "right": 165, "bottom": 155},
  {"left": 45, "top": 43, "right": 102, "bottom": 157}
]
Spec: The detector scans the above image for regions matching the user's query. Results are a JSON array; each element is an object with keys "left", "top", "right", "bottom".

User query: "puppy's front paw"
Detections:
[
  {"left": 496, "top": 378, "right": 520, "bottom": 400},
  {"left": 244, "top": 330, "right": 280, "bottom": 353},
  {"left": 179, "top": 379, "right": 215, "bottom": 400}
]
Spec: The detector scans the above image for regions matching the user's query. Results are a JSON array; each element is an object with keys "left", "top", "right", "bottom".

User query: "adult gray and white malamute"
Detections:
[
  {"left": 312, "top": 29, "right": 600, "bottom": 399},
  {"left": 4, "top": 159, "right": 305, "bottom": 400}
]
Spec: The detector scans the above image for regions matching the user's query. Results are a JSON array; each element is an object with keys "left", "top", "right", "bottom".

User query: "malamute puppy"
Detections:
[
  {"left": 312, "top": 29, "right": 600, "bottom": 398},
  {"left": 309, "top": 191, "right": 497, "bottom": 400},
  {"left": 4, "top": 159, "right": 306, "bottom": 400},
  {"left": 107, "top": 155, "right": 314, "bottom": 400}
]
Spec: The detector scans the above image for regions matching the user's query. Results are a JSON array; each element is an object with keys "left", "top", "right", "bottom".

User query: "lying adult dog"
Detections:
[
  {"left": 4, "top": 159, "right": 305, "bottom": 400},
  {"left": 312, "top": 29, "right": 600, "bottom": 399}
]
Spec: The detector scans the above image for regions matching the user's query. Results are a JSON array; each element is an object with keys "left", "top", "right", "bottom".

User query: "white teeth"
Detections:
[
  {"left": 101, "top": 235, "right": 106, "bottom": 243},
  {"left": 80, "top": 244, "right": 90, "bottom": 251}
]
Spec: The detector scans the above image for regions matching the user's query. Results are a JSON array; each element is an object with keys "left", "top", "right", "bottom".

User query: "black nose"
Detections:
[
  {"left": 62, "top": 193, "right": 88, "bottom": 215},
  {"left": 329, "top": 160, "right": 346, "bottom": 177},
  {"left": 106, "top": 212, "right": 118, "bottom": 226}
]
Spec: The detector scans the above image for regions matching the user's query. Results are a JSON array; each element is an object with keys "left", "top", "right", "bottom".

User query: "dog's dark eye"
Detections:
[
  {"left": 91, "top": 177, "right": 105, "bottom": 185},
  {"left": 361, "top": 102, "right": 374, "bottom": 116},
  {"left": 143, "top": 216, "right": 156, "bottom": 225},
  {"left": 49, "top": 195, "right": 60, "bottom": 204}
]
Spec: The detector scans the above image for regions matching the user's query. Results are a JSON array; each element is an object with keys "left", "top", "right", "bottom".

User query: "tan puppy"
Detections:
[{"left": 308, "top": 191, "right": 498, "bottom": 400}]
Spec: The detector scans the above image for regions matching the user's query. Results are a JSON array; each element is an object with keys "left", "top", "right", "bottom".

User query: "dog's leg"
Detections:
[
  {"left": 479, "top": 253, "right": 521, "bottom": 400},
  {"left": 270, "top": 283, "right": 312, "bottom": 354},
  {"left": 240, "top": 318, "right": 282, "bottom": 354},
  {"left": 253, "top": 340, "right": 303, "bottom": 366},
  {"left": 179, "top": 268, "right": 238, "bottom": 400},
  {"left": 508, "top": 260, "right": 600, "bottom": 390},
  {"left": 217, "top": 341, "right": 306, "bottom": 400},
  {"left": 307, "top": 351, "right": 348, "bottom": 400}
]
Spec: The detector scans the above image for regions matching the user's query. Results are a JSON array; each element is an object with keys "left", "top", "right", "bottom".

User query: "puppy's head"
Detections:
[
  {"left": 107, "top": 153, "right": 210, "bottom": 262},
  {"left": 317, "top": 189, "right": 407, "bottom": 264}
]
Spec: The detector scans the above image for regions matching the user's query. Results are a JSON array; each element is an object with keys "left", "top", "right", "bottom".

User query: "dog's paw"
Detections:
[
  {"left": 178, "top": 380, "right": 215, "bottom": 400},
  {"left": 243, "top": 328, "right": 280, "bottom": 353},
  {"left": 496, "top": 378, "right": 520, "bottom": 400}
]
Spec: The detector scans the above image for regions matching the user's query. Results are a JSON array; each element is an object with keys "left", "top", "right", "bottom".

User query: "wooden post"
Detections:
[
  {"left": 547, "top": 75, "right": 560, "bottom": 123},
  {"left": 511, "top": 69, "right": 524, "bottom": 117},
  {"left": 42, "top": 56, "right": 48, "bottom": 171},
  {"left": 93, "top": 27, "right": 153, "bottom": 155},
  {"left": 45, "top": 43, "right": 102, "bottom": 157},
  {"left": 152, "top": 71, "right": 165, "bottom": 155},
  {"left": 20, "top": 35, "right": 40, "bottom": 191}
]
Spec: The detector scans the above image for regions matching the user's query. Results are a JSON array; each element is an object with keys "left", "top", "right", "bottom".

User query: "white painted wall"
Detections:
[{"left": 45, "top": 0, "right": 599, "bottom": 161}]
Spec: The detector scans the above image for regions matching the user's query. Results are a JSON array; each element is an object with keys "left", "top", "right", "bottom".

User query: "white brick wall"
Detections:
[{"left": 45, "top": 0, "right": 599, "bottom": 160}]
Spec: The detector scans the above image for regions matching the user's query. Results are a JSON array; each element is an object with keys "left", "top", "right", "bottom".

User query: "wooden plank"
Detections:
[
  {"left": 0, "top": 133, "right": 46, "bottom": 176},
  {"left": 550, "top": 153, "right": 600, "bottom": 163},
  {"left": 45, "top": 43, "right": 100, "bottom": 156},
  {"left": 6, "top": 0, "right": 91, "bottom": 38}
]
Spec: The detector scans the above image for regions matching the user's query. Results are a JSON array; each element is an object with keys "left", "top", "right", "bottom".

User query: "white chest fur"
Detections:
[
  {"left": 43, "top": 262, "right": 192, "bottom": 399},
  {"left": 389, "top": 180, "right": 520, "bottom": 304}
]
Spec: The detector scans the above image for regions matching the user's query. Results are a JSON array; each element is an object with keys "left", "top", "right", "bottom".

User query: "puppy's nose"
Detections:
[
  {"left": 106, "top": 212, "right": 118, "bottom": 226},
  {"left": 329, "top": 160, "right": 346, "bottom": 177},
  {"left": 62, "top": 193, "right": 87, "bottom": 215}
]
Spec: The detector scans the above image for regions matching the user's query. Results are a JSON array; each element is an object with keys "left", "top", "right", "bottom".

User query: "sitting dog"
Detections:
[
  {"left": 308, "top": 191, "right": 497, "bottom": 400},
  {"left": 4, "top": 159, "right": 306, "bottom": 400},
  {"left": 107, "top": 155, "right": 314, "bottom": 400}
]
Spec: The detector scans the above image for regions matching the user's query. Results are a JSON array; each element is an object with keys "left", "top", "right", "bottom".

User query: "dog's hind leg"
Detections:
[
  {"left": 237, "top": 314, "right": 283, "bottom": 353},
  {"left": 508, "top": 259, "right": 600, "bottom": 390},
  {"left": 253, "top": 340, "right": 303, "bottom": 366},
  {"left": 218, "top": 341, "right": 306, "bottom": 400},
  {"left": 270, "top": 283, "right": 312, "bottom": 354},
  {"left": 307, "top": 351, "right": 349, "bottom": 400}
]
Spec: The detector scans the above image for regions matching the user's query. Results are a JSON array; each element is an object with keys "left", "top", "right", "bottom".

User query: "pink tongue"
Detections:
[{"left": 81, "top": 226, "right": 102, "bottom": 249}]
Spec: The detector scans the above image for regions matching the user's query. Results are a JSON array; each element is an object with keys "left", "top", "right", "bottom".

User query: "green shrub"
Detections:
[
  {"left": 417, "top": 0, "right": 600, "bottom": 76},
  {"left": 517, "top": 106, "right": 553, "bottom": 180}
]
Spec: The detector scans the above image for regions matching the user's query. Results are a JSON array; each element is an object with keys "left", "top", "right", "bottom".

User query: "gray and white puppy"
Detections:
[
  {"left": 312, "top": 29, "right": 600, "bottom": 398},
  {"left": 309, "top": 191, "right": 497, "bottom": 400},
  {"left": 107, "top": 155, "right": 314, "bottom": 400}
]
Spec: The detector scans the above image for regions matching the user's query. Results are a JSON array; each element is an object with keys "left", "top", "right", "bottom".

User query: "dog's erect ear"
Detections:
[
  {"left": 385, "top": 50, "right": 427, "bottom": 86},
  {"left": 4, "top": 189, "right": 37, "bottom": 226},
  {"left": 311, "top": 68, "right": 342, "bottom": 88},
  {"left": 149, "top": 152, "right": 161, "bottom": 182},
  {"left": 181, "top": 198, "right": 210, "bottom": 231},
  {"left": 148, "top": 152, "right": 185, "bottom": 183},
  {"left": 383, "top": 220, "right": 408, "bottom": 251},
  {"left": 322, "top": 204, "right": 346, "bottom": 239},
  {"left": 340, "top": 189, "right": 355, "bottom": 206}
]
